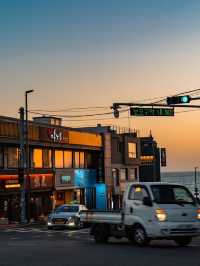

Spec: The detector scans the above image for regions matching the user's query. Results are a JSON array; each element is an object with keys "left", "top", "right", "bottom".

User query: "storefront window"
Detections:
[
  {"left": 55, "top": 150, "right": 64, "bottom": 168},
  {"left": 129, "top": 168, "right": 137, "bottom": 181},
  {"left": 64, "top": 151, "right": 72, "bottom": 168},
  {"left": 120, "top": 169, "right": 126, "bottom": 181},
  {"left": 33, "top": 149, "right": 42, "bottom": 168},
  {"left": 43, "top": 149, "right": 52, "bottom": 168},
  {"left": 128, "top": 143, "right": 137, "bottom": 159},
  {"left": 7, "top": 147, "right": 18, "bottom": 168}
]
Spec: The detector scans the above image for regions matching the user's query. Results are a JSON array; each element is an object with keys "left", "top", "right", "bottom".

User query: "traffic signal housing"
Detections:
[{"left": 167, "top": 95, "right": 191, "bottom": 105}]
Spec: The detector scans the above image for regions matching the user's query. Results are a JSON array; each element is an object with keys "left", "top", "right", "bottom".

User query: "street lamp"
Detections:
[{"left": 25, "top": 89, "right": 34, "bottom": 223}]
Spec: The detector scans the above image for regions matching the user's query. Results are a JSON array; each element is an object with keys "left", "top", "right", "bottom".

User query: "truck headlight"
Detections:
[
  {"left": 156, "top": 208, "right": 167, "bottom": 222},
  {"left": 197, "top": 209, "right": 200, "bottom": 220}
]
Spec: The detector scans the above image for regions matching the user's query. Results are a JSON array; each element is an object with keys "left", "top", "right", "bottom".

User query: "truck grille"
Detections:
[{"left": 170, "top": 228, "right": 198, "bottom": 235}]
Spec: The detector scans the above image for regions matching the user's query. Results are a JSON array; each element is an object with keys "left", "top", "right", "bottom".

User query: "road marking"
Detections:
[{"left": 10, "top": 237, "right": 21, "bottom": 240}]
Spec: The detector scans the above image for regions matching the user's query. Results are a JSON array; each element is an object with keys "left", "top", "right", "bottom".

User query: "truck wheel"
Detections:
[
  {"left": 174, "top": 237, "right": 192, "bottom": 247},
  {"left": 133, "top": 225, "right": 150, "bottom": 247},
  {"left": 94, "top": 225, "right": 108, "bottom": 244}
]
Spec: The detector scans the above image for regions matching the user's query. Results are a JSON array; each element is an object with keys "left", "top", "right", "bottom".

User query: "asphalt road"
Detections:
[{"left": 0, "top": 226, "right": 200, "bottom": 266}]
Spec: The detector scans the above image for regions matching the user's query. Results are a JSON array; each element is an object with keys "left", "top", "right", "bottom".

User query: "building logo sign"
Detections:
[{"left": 47, "top": 128, "right": 63, "bottom": 142}]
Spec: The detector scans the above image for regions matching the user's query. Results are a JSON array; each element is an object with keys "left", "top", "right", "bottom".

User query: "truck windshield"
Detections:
[{"left": 151, "top": 185, "right": 195, "bottom": 205}]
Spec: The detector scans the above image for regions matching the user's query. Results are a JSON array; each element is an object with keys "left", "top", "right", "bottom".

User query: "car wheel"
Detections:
[
  {"left": 133, "top": 225, "right": 150, "bottom": 246},
  {"left": 174, "top": 237, "right": 192, "bottom": 247}
]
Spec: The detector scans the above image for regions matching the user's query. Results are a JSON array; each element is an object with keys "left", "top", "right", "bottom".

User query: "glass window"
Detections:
[
  {"left": 129, "top": 168, "right": 137, "bottom": 181},
  {"left": 151, "top": 185, "right": 195, "bottom": 204},
  {"left": 7, "top": 147, "right": 18, "bottom": 168},
  {"left": 64, "top": 151, "right": 72, "bottom": 168},
  {"left": 112, "top": 168, "right": 119, "bottom": 186},
  {"left": 0, "top": 148, "right": 3, "bottom": 168},
  {"left": 128, "top": 143, "right": 137, "bottom": 159},
  {"left": 120, "top": 169, "right": 126, "bottom": 181},
  {"left": 55, "top": 150, "right": 64, "bottom": 168},
  {"left": 74, "top": 152, "right": 80, "bottom": 168},
  {"left": 79, "top": 152, "right": 84, "bottom": 168},
  {"left": 33, "top": 149, "right": 42, "bottom": 168},
  {"left": 43, "top": 149, "right": 52, "bottom": 168},
  {"left": 129, "top": 186, "right": 149, "bottom": 201}
]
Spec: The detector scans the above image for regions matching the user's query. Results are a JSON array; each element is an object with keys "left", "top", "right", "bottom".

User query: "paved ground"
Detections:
[{"left": 0, "top": 226, "right": 200, "bottom": 266}]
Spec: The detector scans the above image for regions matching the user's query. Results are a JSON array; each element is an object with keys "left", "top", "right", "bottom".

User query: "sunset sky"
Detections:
[{"left": 1, "top": 0, "right": 200, "bottom": 171}]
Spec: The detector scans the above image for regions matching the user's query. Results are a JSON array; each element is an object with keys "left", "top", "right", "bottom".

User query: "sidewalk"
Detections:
[{"left": 0, "top": 221, "right": 46, "bottom": 230}]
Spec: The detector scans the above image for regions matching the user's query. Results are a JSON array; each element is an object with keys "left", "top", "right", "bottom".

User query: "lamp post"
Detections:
[
  {"left": 25, "top": 89, "right": 34, "bottom": 223},
  {"left": 194, "top": 167, "right": 199, "bottom": 200}
]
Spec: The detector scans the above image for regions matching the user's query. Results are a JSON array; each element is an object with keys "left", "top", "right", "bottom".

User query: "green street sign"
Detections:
[{"left": 130, "top": 107, "right": 174, "bottom": 116}]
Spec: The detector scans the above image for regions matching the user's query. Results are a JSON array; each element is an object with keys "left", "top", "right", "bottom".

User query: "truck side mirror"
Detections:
[{"left": 143, "top": 196, "right": 153, "bottom": 207}]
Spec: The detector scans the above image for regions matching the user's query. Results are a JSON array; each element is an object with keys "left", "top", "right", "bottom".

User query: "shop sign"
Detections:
[
  {"left": 30, "top": 174, "right": 53, "bottom": 189},
  {"left": 47, "top": 128, "right": 63, "bottom": 142}
]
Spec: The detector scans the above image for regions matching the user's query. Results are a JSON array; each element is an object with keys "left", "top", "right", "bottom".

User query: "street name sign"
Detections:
[{"left": 130, "top": 107, "right": 174, "bottom": 116}]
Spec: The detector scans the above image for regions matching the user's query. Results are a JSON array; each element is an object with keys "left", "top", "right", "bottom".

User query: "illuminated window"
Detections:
[
  {"left": 64, "top": 151, "right": 72, "bottom": 168},
  {"left": 43, "top": 149, "right": 52, "bottom": 168},
  {"left": 128, "top": 143, "right": 137, "bottom": 159},
  {"left": 80, "top": 152, "right": 84, "bottom": 168},
  {"left": 33, "top": 149, "right": 42, "bottom": 168},
  {"left": 74, "top": 151, "right": 85, "bottom": 168},
  {"left": 74, "top": 152, "right": 80, "bottom": 168},
  {"left": 55, "top": 150, "right": 64, "bottom": 168},
  {"left": 7, "top": 147, "right": 18, "bottom": 168}
]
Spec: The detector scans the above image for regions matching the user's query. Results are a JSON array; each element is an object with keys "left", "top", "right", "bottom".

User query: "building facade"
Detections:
[
  {"left": 0, "top": 116, "right": 103, "bottom": 223},
  {"left": 77, "top": 125, "right": 162, "bottom": 210}
]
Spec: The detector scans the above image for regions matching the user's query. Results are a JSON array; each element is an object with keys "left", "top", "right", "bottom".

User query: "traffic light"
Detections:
[
  {"left": 113, "top": 108, "right": 119, "bottom": 118},
  {"left": 167, "top": 95, "right": 191, "bottom": 105}
]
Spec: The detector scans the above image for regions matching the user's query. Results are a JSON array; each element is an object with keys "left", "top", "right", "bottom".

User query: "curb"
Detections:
[{"left": 0, "top": 222, "right": 46, "bottom": 229}]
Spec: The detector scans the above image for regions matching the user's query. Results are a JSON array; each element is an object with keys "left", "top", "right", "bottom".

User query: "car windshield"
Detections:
[
  {"left": 151, "top": 185, "right": 195, "bottom": 205},
  {"left": 55, "top": 205, "right": 79, "bottom": 213}
]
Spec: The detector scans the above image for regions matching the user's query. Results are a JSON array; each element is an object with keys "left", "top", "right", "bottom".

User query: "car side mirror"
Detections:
[{"left": 143, "top": 196, "right": 153, "bottom": 207}]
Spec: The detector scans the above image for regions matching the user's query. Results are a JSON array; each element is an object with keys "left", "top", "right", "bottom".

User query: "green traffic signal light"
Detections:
[
  {"left": 181, "top": 95, "right": 190, "bottom": 103},
  {"left": 167, "top": 95, "right": 191, "bottom": 105}
]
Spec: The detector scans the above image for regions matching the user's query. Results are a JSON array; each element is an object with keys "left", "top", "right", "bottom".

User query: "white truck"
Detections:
[{"left": 80, "top": 182, "right": 200, "bottom": 246}]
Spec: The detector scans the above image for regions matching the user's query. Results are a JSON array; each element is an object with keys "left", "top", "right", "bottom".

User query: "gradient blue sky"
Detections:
[{"left": 1, "top": 0, "right": 200, "bottom": 171}]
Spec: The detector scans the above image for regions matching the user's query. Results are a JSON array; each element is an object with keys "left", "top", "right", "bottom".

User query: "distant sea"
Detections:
[{"left": 161, "top": 171, "right": 200, "bottom": 194}]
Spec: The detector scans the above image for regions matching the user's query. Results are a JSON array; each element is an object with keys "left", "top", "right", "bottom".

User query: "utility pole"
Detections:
[
  {"left": 25, "top": 89, "right": 34, "bottom": 223},
  {"left": 19, "top": 107, "right": 27, "bottom": 223},
  {"left": 194, "top": 167, "right": 199, "bottom": 200}
]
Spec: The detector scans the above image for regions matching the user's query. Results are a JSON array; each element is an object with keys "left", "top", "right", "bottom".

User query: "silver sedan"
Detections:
[{"left": 47, "top": 204, "right": 87, "bottom": 229}]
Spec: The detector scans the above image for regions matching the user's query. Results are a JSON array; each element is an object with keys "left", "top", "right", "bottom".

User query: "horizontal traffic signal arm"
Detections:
[{"left": 112, "top": 102, "right": 200, "bottom": 108}]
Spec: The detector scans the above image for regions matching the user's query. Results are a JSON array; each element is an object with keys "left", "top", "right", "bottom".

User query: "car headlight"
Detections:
[
  {"left": 197, "top": 209, "right": 200, "bottom": 220},
  {"left": 67, "top": 216, "right": 75, "bottom": 226},
  {"left": 156, "top": 208, "right": 167, "bottom": 222}
]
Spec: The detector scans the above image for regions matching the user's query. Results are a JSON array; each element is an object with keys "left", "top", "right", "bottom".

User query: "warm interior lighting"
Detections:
[{"left": 5, "top": 184, "right": 21, "bottom": 189}]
